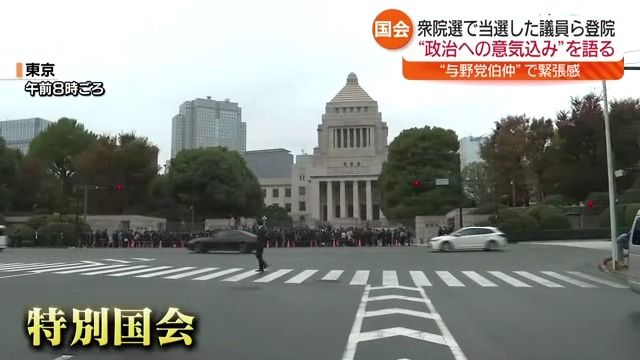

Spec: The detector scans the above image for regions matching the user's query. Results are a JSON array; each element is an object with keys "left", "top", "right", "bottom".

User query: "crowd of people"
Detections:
[{"left": 78, "top": 225, "right": 415, "bottom": 248}]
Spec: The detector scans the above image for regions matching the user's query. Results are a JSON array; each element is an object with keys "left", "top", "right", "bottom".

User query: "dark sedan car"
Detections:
[{"left": 187, "top": 229, "right": 257, "bottom": 254}]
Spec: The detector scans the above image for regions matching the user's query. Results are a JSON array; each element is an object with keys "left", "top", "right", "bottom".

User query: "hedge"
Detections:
[
  {"left": 526, "top": 205, "right": 563, "bottom": 222},
  {"left": 539, "top": 213, "right": 572, "bottom": 230},
  {"left": 506, "top": 228, "right": 616, "bottom": 242}
]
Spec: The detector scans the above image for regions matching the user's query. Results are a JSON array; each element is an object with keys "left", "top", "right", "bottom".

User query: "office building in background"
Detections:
[
  {"left": 0, "top": 117, "right": 53, "bottom": 154},
  {"left": 171, "top": 97, "right": 246, "bottom": 158}
]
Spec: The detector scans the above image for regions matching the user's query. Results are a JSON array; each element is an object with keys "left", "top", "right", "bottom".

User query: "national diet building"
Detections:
[{"left": 244, "top": 73, "right": 390, "bottom": 227}]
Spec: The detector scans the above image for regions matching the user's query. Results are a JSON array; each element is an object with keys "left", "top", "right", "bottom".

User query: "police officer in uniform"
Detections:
[{"left": 255, "top": 219, "right": 269, "bottom": 272}]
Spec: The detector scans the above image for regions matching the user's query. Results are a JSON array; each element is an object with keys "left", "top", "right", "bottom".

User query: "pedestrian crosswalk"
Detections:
[{"left": 0, "top": 261, "right": 629, "bottom": 289}]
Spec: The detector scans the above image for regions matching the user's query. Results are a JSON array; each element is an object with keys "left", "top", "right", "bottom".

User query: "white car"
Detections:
[
  {"left": 0, "top": 225, "right": 7, "bottom": 251},
  {"left": 427, "top": 226, "right": 507, "bottom": 252},
  {"left": 628, "top": 210, "right": 640, "bottom": 294}
]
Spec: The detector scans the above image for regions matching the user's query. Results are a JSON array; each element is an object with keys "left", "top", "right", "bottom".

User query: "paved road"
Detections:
[{"left": 0, "top": 242, "right": 638, "bottom": 360}]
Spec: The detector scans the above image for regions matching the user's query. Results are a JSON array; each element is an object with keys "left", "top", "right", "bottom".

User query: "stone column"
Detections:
[
  {"left": 353, "top": 180, "right": 360, "bottom": 219},
  {"left": 339, "top": 181, "right": 346, "bottom": 218},
  {"left": 366, "top": 180, "right": 373, "bottom": 220},
  {"left": 327, "top": 181, "right": 334, "bottom": 221}
]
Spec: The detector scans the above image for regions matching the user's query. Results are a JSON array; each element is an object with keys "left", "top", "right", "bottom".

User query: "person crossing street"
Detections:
[{"left": 255, "top": 219, "right": 269, "bottom": 272}]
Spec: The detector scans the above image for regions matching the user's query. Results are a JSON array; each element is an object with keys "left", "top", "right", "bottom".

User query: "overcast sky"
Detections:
[{"left": 0, "top": 0, "right": 637, "bottom": 166}]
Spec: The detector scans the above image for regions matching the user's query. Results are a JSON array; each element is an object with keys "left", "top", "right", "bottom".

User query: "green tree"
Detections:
[
  {"left": 262, "top": 204, "right": 293, "bottom": 228},
  {"left": 609, "top": 98, "right": 640, "bottom": 191},
  {"left": 28, "top": 118, "right": 96, "bottom": 194},
  {"left": 169, "top": 147, "right": 263, "bottom": 219},
  {"left": 524, "top": 118, "right": 555, "bottom": 201},
  {"left": 461, "top": 161, "right": 493, "bottom": 206},
  {"left": 143, "top": 175, "right": 188, "bottom": 220},
  {"left": 378, "top": 126, "right": 462, "bottom": 219},
  {"left": 74, "top": 133, "right": 159, "bottom": 214},
  {"left": 552, "top": 94, "right": 609, "bottom": 202},
  {"left": 0, "top": 138, "right": 22, "bottom": 211},
  {"left": 480, "top": 116, "right": 530, "bottom": 207}
]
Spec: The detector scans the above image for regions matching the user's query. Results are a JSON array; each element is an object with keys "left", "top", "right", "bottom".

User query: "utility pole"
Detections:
[
  {"left": 602, "top": 79, "right": 618, "bottom": 269},
  {"left": 511, "top": 179, "right": 516, "bottom": 207}
]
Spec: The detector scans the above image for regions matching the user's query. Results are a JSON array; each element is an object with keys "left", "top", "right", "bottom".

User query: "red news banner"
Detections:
[{"left": 372, "top": 9, "right": 624, "bottom": 80}]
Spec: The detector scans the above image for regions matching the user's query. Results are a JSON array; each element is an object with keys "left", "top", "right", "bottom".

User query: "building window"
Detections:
[
  {"left": 299, "top": 201, "right": 306, "bottom": 211},
  {"left": 300, "top": 215, "right": 305, "bottom": 221},
  {"left": 349, "top": 107, "right": 354, "bottom": 112},
  {"left": 364, "top": 107, "right": 368, "bottom": 112},
  {"left": 350, "top": 162, "right": 353, "bottom": 167},
  {"left": 262, "top": 189, "right": 266, "bottom": 198},
  {"left": 285, "top": 203, "right": 291, "bottom": 212},
  {"left": 335, "top": 108, "right": 339, "bottom": 113},
  {"left": 273, "top": 189, "right": 279, "bottom": 198},
  {"left": 299, "top": 186, "right": 306, "bottom": 196},
  {"left": 344, "top": 162, "right": 347, "bottom": 167},
  {"left": 337, "top": 129, "right": 341, "bottom": 148},
  {"left": 357, "top": 162, "right": 360, "bottom": 166},
  {"left": 357, "top": 107, "right": 361, "bottom": 112},
  {"left": 356, "top": 128, "right": 361, "bottom": 147},
  {"left": 285, "top": 188, "right": 291, "bottom": 197},
  {"left": 299, "top": 175, "right": 305, "bottom": 181}
]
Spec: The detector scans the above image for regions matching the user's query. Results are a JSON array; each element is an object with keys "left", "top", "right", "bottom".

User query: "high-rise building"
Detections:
[
  {"left": 0, "top": 117, "right": 53, "bottom": 154},
  {"left": 171, "top": 97, "right": 246, "bottom": 158},
  {"left": 459, "top": 136, "right": 487, "bottom": 169}
]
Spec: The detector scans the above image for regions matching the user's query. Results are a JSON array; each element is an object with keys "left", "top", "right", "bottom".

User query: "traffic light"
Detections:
[
  {"left": 586, "top": 199, "right": 594, "bottom": 209},
  {"left": 116, "top": 183, "right": 124, "bottom": 192},
  {"left": 411, "top": 179, "right": 421, "bottom": 189}
]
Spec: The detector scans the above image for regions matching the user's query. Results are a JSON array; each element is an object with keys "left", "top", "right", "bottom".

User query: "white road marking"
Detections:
[
  {"left": 462, "top": 271, "right": 498, "bottom": 287},
  {"left": 108, "top": 266, "right": 172, "bottom": 277},
  {"left": 222, "top": 269, "right": 263, "bottom": 282},
  {"left": 514, "top": 271, "right": 564, "bottom": 287},
  {"left": 349, "top": 270, "right": 369, "bottom": 285},
  {"left": 0, "top": 263, "right": 58, "bottom": 271},
  {"left": 416, "top": 287, "right": 468, "bottom": 360},
  {"left": 321, "top": 270, "right": 344, "bottom": 281},
  {"left": 131, "top": 258, "right": 155, "bottom": 261},
  {"left": 566, "top": 271, "right": 628, "bottom": 288},
  {"left": 382, "top": 270, "right": 399, "bottom": 286},
  {"left": 254, "top": 269, "right": 293, "bottom": 283},
  {"left": 192, "top": 268, "right": 243, "bottom": 281},
  {"left": 285, "top": 269, "right": 318, "bottom": 284},
  {"left": 0, "top": 263, "right": 37, "bottom": 270},
  {"left": 53, "top": 355, "right": 73, "bottom": 360},
  {"left": 435, "top": 271, "right": 465, "bottom": 287},
  {"left": 55, "top": 265, "right": 127, "bottom": 274},
  {"left": 0, "top": 273, "right": 38, "bottom": 279},
  {"left": 363, "top": 308, "right": 440, "bottom": 320},
  {"left": 487, "top": 271, "right": 531, "bottom": 287},
  {"left": 368, "top": 285, "right": 421, "bottom": 292},
  {"left": 30, "top": 263, "right": 101, "bottom": 273},
  {"left": 80, "top": 261, "right": 102, "bottom": 265},
  {"left": 2, "top": 263, "right": 67, "bottom": 271},
  {"left": 341, "top": 284, "right": 370, "bottom": 360},
  {"left": 367, "top": 295, "right": 424, "bottom": 303},
  {"left": 102, "top": 259, "right": 131, "bottom": 264},
  {"left": 409, "top": 271, "right": 432, "bottom": 287},
  {"left": 341, "top": 285, "right": 467, "bottom": 360},
  {"left": 540, "top": 271, "right": 597, "bottom": 288},
  {"left": 82, "top": 265, "right": 150, "bottom": 275},
  {"left": 136, "top": 267, "right": 196, "bottom": 278},
  {"left": 164, "top": 267, "right": 219, "bottom": 279}
]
